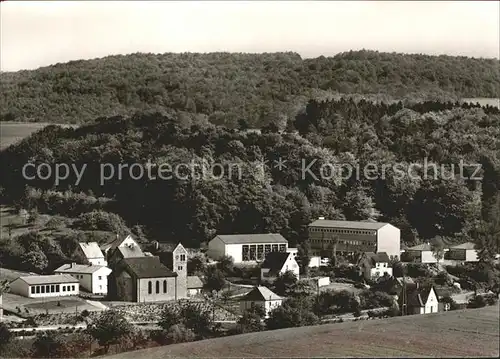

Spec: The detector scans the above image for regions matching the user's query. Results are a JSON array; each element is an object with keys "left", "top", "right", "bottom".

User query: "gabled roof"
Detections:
[
  {"left": 407, "top": 243, "right": 432, "bottom": 251},
  {"left": 261, "top": 252, "right": 291, "bottom": 274},
  {"left": 121, "top": 256, "right": 177, "bottom": 279},
  {"left": 450, "top": 242, "right": 476, "bottom": 250},
  {"left": 365, "top": 252, "right": 390, "bottom": 264},
  {"left": 117, "top": 245, "right": 144, "bottom": 259},
  {"left": 54, "top": 263, "right": 111, "bottom": 275},
  {"left": 308, "top": 219, "right": 389, "bottom": 230},
  {"left": 101, "top": 234, "right": 136, "bottom": 252},
  {"left": 187, "top": 276, "right": 203, "bottom": 289},
  {"left": 406, "top": 286, "right": 436, "bottom": 307},
  {"left": 14, "top": 274, "right": 79, "bottom": 285},
  {"left": 241, "top": 286, "right": 282, "bottom": 302},
  {"left": 79, "top": 242, "right": 105, "bottom": 259},
  {"left": 213, "top": 234, "right": 288, "bottom": 245}
]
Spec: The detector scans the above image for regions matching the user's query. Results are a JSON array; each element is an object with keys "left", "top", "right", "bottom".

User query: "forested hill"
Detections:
[
  {"left": 1, "top": 98, "right": 499, "bottom": 252},
  {"left": 1, "top": 50, "right": 499, "bottom": 126}
]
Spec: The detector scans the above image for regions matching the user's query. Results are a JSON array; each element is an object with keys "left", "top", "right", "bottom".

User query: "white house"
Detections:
[
  {"left": 358, "top": 252, "right": 393, "bottom": 280},
  {"left": 239, "top": 286, "right": 283, "bottom": 318},
  {"left": 405, "top": 285, "right": 439, "bottom": 315},
  {"left": 286, "top": 248, "right": 322, "bottom": 268},
  {"left": 260, "top": 252, "right": 300, "bottom": 282},
  {"left": 78, "top": 242, "right": 107, "bottom": 266},
  {"left": 103, "top": 235, "right": 145, "bottom": 268},
  {"left": 404, "top": 243, "right": 449, "bottom": 264},
  {"left": 446, "top": 242, "right": 479, "bottom": 262},
  {"left": 9, "top": 275, "right": 79, "bottom": 298},
  {"left": 207, "top": 234, "right": 288, "bottom": 264},
  {"left": 187, "top": 276, "right": 203, "bottom": 297},
  {"left": 308, "top": 219, "right": 401, "bottom": 259},
  {"left": 54, "top": 263, "right": 112, "bottom": 295}
]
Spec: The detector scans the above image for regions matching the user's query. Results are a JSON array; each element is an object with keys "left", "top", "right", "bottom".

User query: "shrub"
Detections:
[{"left": 467, "top": 295, "right": 487, "bottom": 309}]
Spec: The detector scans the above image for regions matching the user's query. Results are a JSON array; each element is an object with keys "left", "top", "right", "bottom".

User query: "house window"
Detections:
[
  {"left": 279, "top": 244, "right": 286, "bottom": 252},
  {"left": 41, "top": 286, "right": 45, "bottom": 294},
  {"left": 46, "top": 285, "right": 50, "bottom": 293},
  {"left": 163, "top": 280, "right": 167, "bottom": 293},
  {"left": 31, "top": 287, "right": 35, "bottom": 294},
  {"left": 178, "top": 266, "right": 183, "bottom": 271},
  {"left": 62, "top": 286, "right": 66, "bottom": 292},
  {"left": 98, "top": 276, "right": 102, "bottom": 280},
  {"left": 99, "top": 285, "right": 102, "bottom": 290},
  {"left": 156, "top": 281, "right": 160, "bottom": 294},
  {"left": 180, "top": 254, "right": 186, "bottom": 262},
  {"left": 148, "top": 281, "right": 152, "bottom": 294},
  {"left": 271, "top": 244, "right": 278, "bottom": 252},
  {"left": 242, "top": 245, "right": 250, "bottom": 261},
  {"left": 249, "top": 245, "right": 256, "bottom": 260},
  {"left": 71, "top": 285, "right": 75, "bottom": 291},
  {"left": 51, "top": 285, "right": 55, "bottom": 293},
  {"left": 56, "top": 285, "right": 60, "bottom": 292},
  {"left": 257, "top": 245, "right": 264, "bottom": 260}
]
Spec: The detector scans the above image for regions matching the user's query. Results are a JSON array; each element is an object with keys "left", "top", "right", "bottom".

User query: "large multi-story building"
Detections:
[
  {"left": 308, "top": 219, "right": 401, "bottom": 259},
  {"left": 207, "top": 234, "right": 288, "bottom": 264}
]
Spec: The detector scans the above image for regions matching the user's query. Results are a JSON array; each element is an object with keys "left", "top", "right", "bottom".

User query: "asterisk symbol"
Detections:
[{"left": 273, "top": 157, "right": 287, "bottom": 171}]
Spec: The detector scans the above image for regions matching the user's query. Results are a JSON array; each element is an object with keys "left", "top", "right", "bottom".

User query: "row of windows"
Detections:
[
  {"left": 242, "top": 244, "right": 287, "bottom": 261},
  {"left": 310, "top": 238, "right": 375, "bottom": 247},
  {"left": 30, "top": 284, "right": 76, "bottom": 294},
  {"left": 175, "top": 254, "right": 187, "bottom": 262},
  {"left": 310, "top": 228, "right": 377, "bottom": 236},
  {"left": 73, "top": 274, "right": 103, "bottom": 280},
  {"left": 148, "top": 280, "right": 168, "bottom": 294}
]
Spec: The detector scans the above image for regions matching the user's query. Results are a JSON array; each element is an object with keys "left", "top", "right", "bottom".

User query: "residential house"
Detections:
[
  {"left": 239, "top": 286, "right": 283, "bottom": 318},
  {"left": 111, "top": 256, "right": 178, "bottom": 302},
  {"left": 207, "top": 234, "right": 288, "bottom": 264},
  {"left": 287, "top": 247, "right": 321, "bottom": 268},
  {"left": 357, "top": 252, "right": 392, "bottom": 281},
  {"left": 187, "top": 276, "right": 204, "bottom": 296},
  {"left": 445, "top": 242, "right": 479, "bottom": 263},
  {"left": 400, "top": 284, "right": 439, "bottom": 315},
  {"left": 9, "top": 275, "right": 79, "bottom": 298},
  {"left": 260, "top": 252, "right": 300, "bottom": 282},
  {"left": 308, "top": 219, "right": 401, "bottom": 260},
  {"left": 403, "top": 243, "right": 448, "bottom": 263},
  {"left": 157, "top": 243, "right": 189, "bottom": 299},
  {"left": 78, "top": 242, "right": 107, "bottom": 266},
  {"left": 104, "top": 235, "right": 145, "bottom": 268},
  {"left": 54, "top": 263, "right": 112, "bottom": 295}
]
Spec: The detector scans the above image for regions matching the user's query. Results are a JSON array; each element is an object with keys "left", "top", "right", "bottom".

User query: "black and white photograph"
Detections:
[{"left": 0, "top": 0, "right": 499, "bottom": 358}]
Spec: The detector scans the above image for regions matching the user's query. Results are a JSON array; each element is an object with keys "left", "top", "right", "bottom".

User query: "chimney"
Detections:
[
  {"left": 71, "top": 262, "right": 76, "bottom": 268},
  {"left": 318, "top": 216, "right": 325, "bottom": 220}
]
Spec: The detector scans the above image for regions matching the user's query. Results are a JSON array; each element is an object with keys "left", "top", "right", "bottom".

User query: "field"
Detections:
[
  {"left": 104, "top": 305, "right": 500, "bottom": 358},
  {"left": 0, "top": 121, "right": 77, "bottom": 150}
]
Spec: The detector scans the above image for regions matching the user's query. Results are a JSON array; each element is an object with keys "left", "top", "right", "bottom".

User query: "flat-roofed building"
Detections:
[
  {"left": 207, "top": 234, "right": 288, "bottom": 264},
  {"left": 308, "top": 219, "right": 400, "bottom": 260},
  {"left": 9, "top": 275, "right": 79, "bottom": 298}
]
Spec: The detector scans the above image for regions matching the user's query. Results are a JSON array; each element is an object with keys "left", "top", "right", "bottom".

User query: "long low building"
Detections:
[
  {"left": 308, "top": 218, "right": 401, "bottom": 259},
  {"left": 9, "top": 274, "right": 79, "bottom": 298},
  {"left": 207, "top": 234, "right": 288, "bottom": 264},
  {"left": 54, "top": 263, "right": 112, "bottom": 295}
]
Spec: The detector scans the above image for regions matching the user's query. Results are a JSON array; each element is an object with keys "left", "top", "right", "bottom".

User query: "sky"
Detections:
[{"left": 1, "top": 1, "right": 499, "bottom": 72}]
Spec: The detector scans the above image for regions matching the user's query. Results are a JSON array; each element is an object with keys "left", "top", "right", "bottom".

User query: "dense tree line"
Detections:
[
  {"left": 1, "top": 50, "right": 499, "bottom": 127},
  {"left": 1, "top": 98, "right": 499, "bottom": 255}
]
